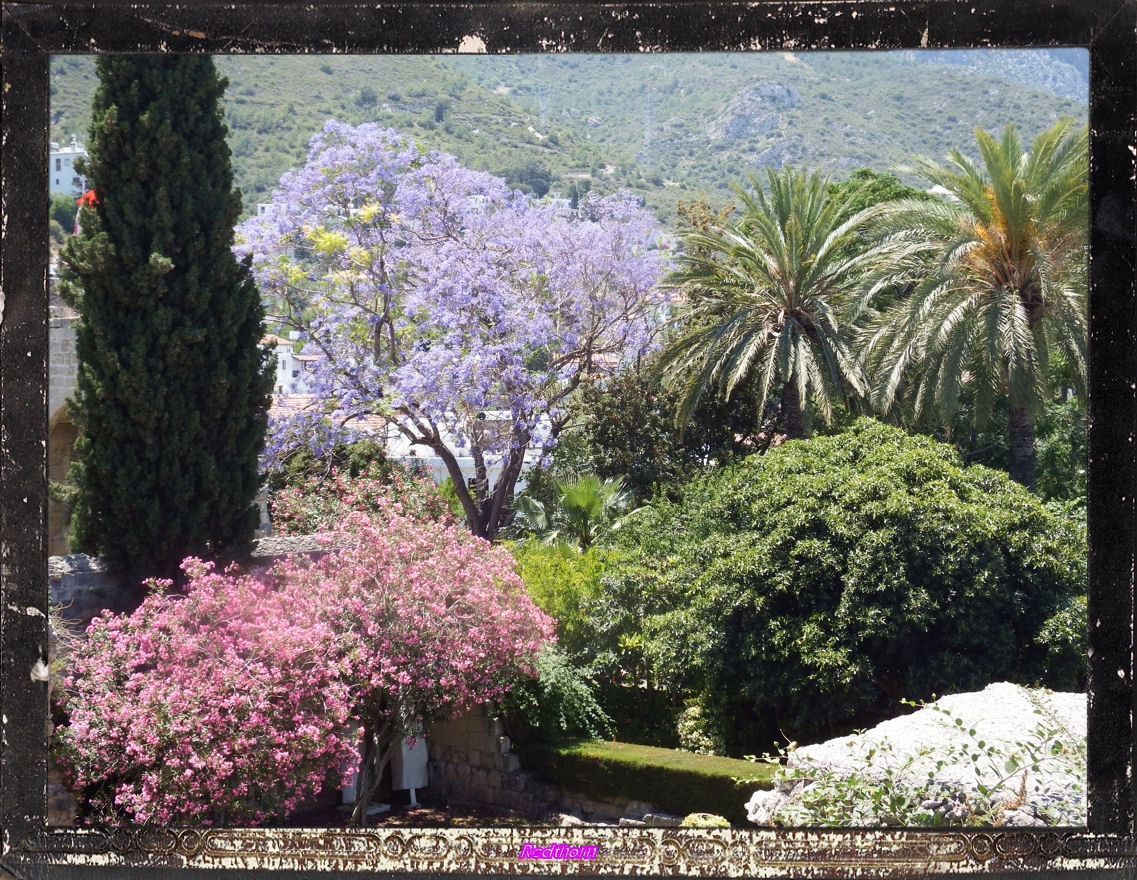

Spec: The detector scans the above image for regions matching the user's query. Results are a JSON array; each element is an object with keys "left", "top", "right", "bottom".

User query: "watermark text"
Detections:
[{"left": 517, "top": 843, "right": 598, "bottom": 860}]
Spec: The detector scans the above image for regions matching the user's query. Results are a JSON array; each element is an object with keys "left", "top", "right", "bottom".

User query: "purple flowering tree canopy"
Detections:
[{"left": 237, "top": 121, "right": 667, "bottom": 539}]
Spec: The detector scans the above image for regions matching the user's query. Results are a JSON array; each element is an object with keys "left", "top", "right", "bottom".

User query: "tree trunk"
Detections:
[
  {"left": 1007, "top": 405, "right": 1036, "bottom": 492},
  {"left": 781, "top": 380, "right": 805, "bottom": 440},
  {"left": 351, "top": 718, "right": 393, "bottom": 827}
]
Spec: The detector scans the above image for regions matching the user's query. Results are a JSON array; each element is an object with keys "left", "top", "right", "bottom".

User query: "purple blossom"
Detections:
[{"left": 236, "top": 122, "right": 668, "bottom": 539}]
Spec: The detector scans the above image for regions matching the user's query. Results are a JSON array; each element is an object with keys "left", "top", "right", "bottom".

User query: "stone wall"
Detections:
[
  {"left": 427, "top": 704, "right": 679, "bottom": 825},
  {"left": 48, "top": 317, "right": 80, "bottom": 556},
  {"left": 49, "top": 554, "right": 135, "bottom": 630},
  {"left": 49, "top": 316, "right": 78, "bottom": 423}
]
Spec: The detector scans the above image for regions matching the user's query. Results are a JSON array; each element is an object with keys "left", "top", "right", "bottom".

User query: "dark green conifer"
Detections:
[{"left": 59, "top": 56, "right": 272, "bottom": 583}]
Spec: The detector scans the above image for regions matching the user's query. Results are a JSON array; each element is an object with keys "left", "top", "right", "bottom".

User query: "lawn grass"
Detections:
[{"left": 518, "top": 739, "right": 777, "bottom": 826}]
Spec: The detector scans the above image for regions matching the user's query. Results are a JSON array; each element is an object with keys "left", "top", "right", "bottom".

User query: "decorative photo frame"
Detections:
[{"left": 2, "top": 1, "right": 1135, "bottom": 876}]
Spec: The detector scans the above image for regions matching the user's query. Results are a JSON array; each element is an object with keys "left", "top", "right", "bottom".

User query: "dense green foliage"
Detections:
[
  {"left": 517, "top": 739, "right": 772, "bottom": 826},
  {"left": 827, "top": 168, "right": 936, "bottom": 222},
  {"left": 499, "top": 645, "right": 615, "bottom": 743},
  {"left": 572, "top": 366, "right": 769, "bottom": 502},
  {"left": 49, "top": 192, "right": 78, "bottom": 248},
  {"left": 602, "top": 419, "right": 1085, "bottom": 751},
  {"left": 58, "top": 56, "right": 273, "bottom": 584},
  {"left": 510, "top": 541, "right": 611, "bottom": 658},
  {"left": 1033, "top": 593, "right": 1087, "bottom": 691}
]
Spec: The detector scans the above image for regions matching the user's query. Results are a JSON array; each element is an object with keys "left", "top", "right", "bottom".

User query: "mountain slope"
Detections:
[{"left": 50, "top": 50, "right": 1086, "bottom": 225}]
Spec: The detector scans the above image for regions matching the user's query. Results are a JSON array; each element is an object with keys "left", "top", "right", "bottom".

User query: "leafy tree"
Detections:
[
  {"left": 604, "top": 419, "right": 1085, "bottom": 752},
  {"left": 502, "top": 161, "right": 553, "bottom": 197},
  {"left": 827, "top": 168, "right": 935, "bottom": 224},
  {"left": 50, "top": 191, "right": 78, "bottom": 231},
  {"left": 657, "top": 168, "right": 887, "bottom": 440},
  {"left": 50, "top": 192, "right": 79, "bottom": 247},
  {"left": 58, "top": 56, "right": 273, "bottom": 584},
  {"left": 573, "top": 363, "right": 771, "bottom": 503},
  {"left": 238, "top": 122, "right": 664, "bottom": 540},
  {"left": 510, "top": 540, "right": 611, "bottom": 659},
  {"left": 498, "top": 644, "right": 615, "bottom": 743},
  {"left": 860, "top": 120, "right": 1088, "bottom": 490}
]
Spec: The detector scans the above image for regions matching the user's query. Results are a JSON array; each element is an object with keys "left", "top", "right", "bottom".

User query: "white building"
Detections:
[
  {"left": 50, "top": 136, "right": 88, "bottom": 196},
  {"left": 263, "top": 333, "right": 316, "bottom": 395}
]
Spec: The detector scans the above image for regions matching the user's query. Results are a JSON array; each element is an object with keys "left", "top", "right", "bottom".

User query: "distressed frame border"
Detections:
[{"left": 3, "top": 1, "right": 1135, "bottom": 877}]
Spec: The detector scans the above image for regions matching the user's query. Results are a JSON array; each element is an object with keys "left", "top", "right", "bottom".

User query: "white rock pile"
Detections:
[{"left": 747, "top": 682, "right": 1085, "bottom": 827}]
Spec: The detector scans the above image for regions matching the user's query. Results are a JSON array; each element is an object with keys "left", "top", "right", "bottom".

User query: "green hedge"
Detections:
[{"left": 517, "top": 739, "right": 774, "bottom": 826}]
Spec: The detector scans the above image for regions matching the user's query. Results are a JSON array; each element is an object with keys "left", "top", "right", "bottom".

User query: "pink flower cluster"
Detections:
[
  {"left": 55, "top": 508, "right": 554, "bottom": 826},
  {"left": 270, "top": 462, "right": 454, "bottom": 536}
]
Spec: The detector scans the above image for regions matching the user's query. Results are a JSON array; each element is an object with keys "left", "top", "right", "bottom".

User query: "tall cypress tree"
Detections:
[{"left": 59, "top": 56, "right": 272, "bottom": 584}]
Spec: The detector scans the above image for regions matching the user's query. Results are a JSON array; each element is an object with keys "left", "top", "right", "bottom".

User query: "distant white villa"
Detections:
[
  {"left": 262, "top": 333, "right": 317, "bottom": 396},
  {"left": 50, "top": 136, "right": 88, "bottom": 197}
]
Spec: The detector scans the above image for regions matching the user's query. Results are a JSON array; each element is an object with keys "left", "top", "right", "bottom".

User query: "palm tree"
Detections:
[
  {"left": 513, "top": 474, "right": 636, "bottom": 551},
  {"left": 860, "top": 120, "right": 1088, "bottom": 490},
  {"left": 657, "top": 167, "right": 885, "bottom": 440}
]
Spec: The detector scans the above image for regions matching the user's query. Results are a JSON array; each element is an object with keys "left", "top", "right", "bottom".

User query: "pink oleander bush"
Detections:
[
  {"left": 53, "top": 557, "right": 356, "bottom": 826},
  {"left": 54, "top": 507, "right": 554, "bottom": 826},
  {"left": 269, "top": 462, "right": 455, "bottom": 536}
]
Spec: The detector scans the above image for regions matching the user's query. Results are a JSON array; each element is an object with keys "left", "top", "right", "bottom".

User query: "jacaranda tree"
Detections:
[
  {"left": 237, "top": 121, "right": 666, "bottom": 540},
  {"left": 55, "top": 507, "right": 554, "bottom": 827}
]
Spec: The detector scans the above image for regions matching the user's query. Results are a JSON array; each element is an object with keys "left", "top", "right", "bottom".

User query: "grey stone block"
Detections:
[{"left": 642, "top": 812, "right": 683, "bottom": 827}]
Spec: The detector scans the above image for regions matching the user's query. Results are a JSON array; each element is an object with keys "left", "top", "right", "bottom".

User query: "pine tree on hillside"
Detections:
[{"left": 59, "top": 56, "right": 273, "bottom": 584}]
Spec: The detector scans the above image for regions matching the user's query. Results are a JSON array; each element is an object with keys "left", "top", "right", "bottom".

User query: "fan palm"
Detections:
[
  {"left": 860, "top": 120, "right": 1088, "bottom": 490},
  {"left": 513, "top": 474, "right": 637, "bottom": 551},
  {"left": 657, "top": 167, "right": 886, "bottom": 440}
]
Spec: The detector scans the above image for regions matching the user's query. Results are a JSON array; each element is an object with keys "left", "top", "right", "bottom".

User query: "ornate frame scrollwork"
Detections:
[{"left": 3, "top": 1, "right": 1135, "bottom": 877}]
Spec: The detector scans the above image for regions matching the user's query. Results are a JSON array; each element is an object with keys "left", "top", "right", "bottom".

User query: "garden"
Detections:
[{"left": 51, "top": 55, "right": 1088, "bottom": 830}]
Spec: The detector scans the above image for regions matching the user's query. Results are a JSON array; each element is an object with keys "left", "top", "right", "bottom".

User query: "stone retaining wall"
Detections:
[{"left": 427, "top": 704, "right": 676, "bottom": 824}]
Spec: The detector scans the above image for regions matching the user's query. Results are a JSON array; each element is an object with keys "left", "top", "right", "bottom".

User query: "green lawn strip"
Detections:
[{"left": 516, "top": 739, "right": 776, "bottom": 826}]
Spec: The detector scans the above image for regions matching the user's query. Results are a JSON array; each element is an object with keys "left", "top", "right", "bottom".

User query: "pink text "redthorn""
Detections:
[{"left": 517, "top": 843, "right": 598, "bottom": 860}]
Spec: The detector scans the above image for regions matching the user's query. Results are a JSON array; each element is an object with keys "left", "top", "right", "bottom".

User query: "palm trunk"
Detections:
[
  {"left": 781, "top": 380, "right": 805, "bottom": 440},
  {"left": 1007, "top": 405, "right": 1036, "bottom": 492}
]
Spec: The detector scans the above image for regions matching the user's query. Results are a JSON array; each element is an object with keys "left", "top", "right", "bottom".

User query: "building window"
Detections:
[{"left": 55, "top": 158, "right": 62, "bottom": 171}]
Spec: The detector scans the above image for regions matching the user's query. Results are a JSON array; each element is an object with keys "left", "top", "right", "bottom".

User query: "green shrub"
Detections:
[
  {"left": 677, "top": 697, "right": 726, "bottom": 756},
  {"left": 518, "top": 739, "right": 772, "bottom": 826},
  {"left": 500, "top": 645, "right": 614, "bottom": 743},
  {"left": 1033, "top": 594, "right": 1087, "bottom": 691},
  {"left": 607, "top": 418, "right": 1085, "bottom": 750},
  {"left": 681, "top": 812, "right": 731, "bottom": 827},
  {"left": 510, "top": 541, "right": 610, "bottom": 659}
]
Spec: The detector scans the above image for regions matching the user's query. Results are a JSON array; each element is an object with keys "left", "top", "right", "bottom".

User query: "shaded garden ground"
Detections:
[{"left": 281, "top": 796, "right": 536, "bottom": 829}]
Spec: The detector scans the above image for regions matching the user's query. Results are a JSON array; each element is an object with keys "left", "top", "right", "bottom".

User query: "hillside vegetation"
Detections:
[{"left": 50, "top": 50, "right": 1086, "bottom": 224}]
